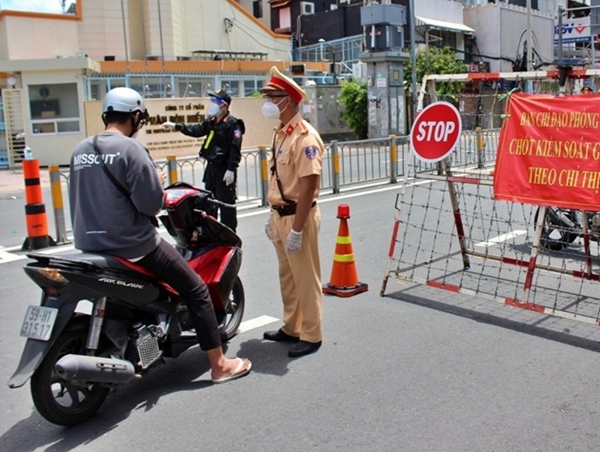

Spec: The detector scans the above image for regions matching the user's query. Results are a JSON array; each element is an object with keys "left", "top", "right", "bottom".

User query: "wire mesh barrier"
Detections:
[
  {"left": 382, "top": 70, "right": 600, "bottom": 329},
  {"left": 381, "top": 166, "right": 599, "bottom": 326}
]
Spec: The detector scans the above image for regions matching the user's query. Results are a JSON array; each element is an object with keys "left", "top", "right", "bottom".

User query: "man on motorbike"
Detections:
[{"left": 69, "top": 87, "right": 251, "bottom": 383}]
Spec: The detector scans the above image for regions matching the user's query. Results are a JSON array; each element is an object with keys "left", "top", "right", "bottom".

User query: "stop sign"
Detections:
[{"left": 410, "top": 101, "right": 462, "bottom": 163}]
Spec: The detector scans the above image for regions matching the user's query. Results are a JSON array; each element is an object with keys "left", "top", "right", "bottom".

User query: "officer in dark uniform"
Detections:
[{"left": 162, "top": 89, "right": 244, "bottom": 231}]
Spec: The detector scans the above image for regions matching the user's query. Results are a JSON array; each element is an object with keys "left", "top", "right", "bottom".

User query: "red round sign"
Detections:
[{"left": 410, "top": 102, "right": 462, "bottom": 163}]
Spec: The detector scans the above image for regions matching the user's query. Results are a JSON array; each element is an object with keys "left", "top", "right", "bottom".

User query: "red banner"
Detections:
[{"left": 493, "top": 93, "right": 600, "bottom": 211}]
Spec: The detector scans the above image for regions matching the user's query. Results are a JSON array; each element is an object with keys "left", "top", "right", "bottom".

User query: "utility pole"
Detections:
[
  {"left": 526, "top": 0, "right": 533, "bottom": 71},
  {"left": 558, "top": 5, "right": 564, "bottom": 67},
  {"left": 409, "top": 0, "right": 417, "bottom": 122}
]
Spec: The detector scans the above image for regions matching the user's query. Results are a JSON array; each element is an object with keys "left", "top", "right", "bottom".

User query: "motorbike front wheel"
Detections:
[
  {"left": 533, "top": 207, "right": 578, "bottom": 251},
  {"left": 219, "top": 276, "right": 245, "bottom": 342},
  {"left": 30, "top": 330, "right": 110, "bottom": 426}
]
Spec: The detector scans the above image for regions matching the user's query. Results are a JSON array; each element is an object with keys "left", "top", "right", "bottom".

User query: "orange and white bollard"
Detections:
[{"left": 21, "top": 159, "right": 56, "bottom": 250}]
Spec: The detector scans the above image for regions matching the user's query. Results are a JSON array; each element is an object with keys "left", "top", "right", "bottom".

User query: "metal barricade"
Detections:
[{"left": 52, "top": 131, "right": 500, "bottom": 234}]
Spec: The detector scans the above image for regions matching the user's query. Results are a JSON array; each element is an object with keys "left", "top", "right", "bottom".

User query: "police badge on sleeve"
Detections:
[{"left": 304, "top": 145, "right": 317, "bottom": 160}]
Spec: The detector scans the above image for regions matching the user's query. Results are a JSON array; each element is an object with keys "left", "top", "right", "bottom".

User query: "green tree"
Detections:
[
  {"left": 339, "top": 80, "right": 368, "bottom": 139},
  {"left": 405, "top": 46, "right": 467, "bottom": 101}
]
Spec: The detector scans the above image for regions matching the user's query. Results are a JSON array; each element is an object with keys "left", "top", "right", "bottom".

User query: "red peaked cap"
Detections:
[{"left": 260, "top": 66, "right": 307, "bottom": 104}]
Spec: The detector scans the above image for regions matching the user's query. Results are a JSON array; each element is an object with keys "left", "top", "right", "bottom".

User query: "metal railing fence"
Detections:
[
  {"left": 44, "top": 128, "right": 500, "bottom": 244},
  {"left": 293, "top": 35, "right": 364, "bottom": 68},
  {"left": 49, "top": 129, "right": 500, "bottom": 241},
  {"left": 56, "top": 128, "right": 500, "bottom": 204}
]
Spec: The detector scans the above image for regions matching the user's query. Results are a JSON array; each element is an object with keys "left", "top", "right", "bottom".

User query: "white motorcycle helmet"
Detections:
[{"left": 102, "top": 87, "right": 149, "bottom": 126}]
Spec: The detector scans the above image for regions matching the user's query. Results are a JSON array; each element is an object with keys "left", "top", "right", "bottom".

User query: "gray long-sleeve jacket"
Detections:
[{"left": 69, "top": 132, "right": 163, "bottom": 259}]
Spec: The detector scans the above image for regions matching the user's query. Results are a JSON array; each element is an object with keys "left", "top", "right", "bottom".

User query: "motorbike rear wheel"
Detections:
[
  {"left": 30, "top": 330, "right": 110, "bottom": 426},
  {"left": 219, "top": 276, "right": 245, "bottom": 341},
  {"left": 533, "top": 207, "right": 578, "bottom": 251}
]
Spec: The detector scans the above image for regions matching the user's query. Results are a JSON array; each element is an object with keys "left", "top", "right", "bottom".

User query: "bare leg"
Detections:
[{"left": 206, "top": 347, "right": 251, "bottom": 381}]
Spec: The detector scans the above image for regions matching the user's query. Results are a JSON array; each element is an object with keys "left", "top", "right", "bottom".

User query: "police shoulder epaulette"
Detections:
[{"left": 296, "top": 121, "right": 309, "bottom": 134}]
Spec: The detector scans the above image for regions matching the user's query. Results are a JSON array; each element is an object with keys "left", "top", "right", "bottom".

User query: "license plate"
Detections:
[{"left": 20, "top": 306, "right": 58, "bottom": 341}]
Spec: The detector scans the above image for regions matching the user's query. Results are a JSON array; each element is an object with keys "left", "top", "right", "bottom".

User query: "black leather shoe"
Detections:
[
  {"left": 288, "top": 340, "right": 322, "bottom": 358},
  {"left": 263, "top": 329, "right": 299, "bottom": 342}
]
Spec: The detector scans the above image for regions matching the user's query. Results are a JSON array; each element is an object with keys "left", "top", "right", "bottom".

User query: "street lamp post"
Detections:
[
  {"left": 409, "top": 0, "right": 417, "bottom": 122},
  {"left": 318, "top": 38, "right": 325, "bottom": 62}
]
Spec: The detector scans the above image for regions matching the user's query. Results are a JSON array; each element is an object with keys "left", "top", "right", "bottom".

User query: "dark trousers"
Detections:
[
  {"left": 204, "top": 163, "right": 237, "bottom": 232},
  {"left": 138, "top": 238, "right": 221, "bottom": 351}
]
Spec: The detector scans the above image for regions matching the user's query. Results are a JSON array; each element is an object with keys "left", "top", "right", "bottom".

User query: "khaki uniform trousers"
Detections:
[{"left": 271, "top": 206, "right": 322, "bottom": 343}]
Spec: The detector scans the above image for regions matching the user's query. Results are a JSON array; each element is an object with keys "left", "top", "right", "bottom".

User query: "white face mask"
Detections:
[
  {"left": 262, "top": 102, "right": 281, "bottom": 120},
  {"left": 208, "top": 102, "right": 222, "bottom": 117}
]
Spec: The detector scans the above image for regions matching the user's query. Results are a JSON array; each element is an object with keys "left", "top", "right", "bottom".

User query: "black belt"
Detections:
[{"left": 272, "top": 201, "right": 316, "bottom": 217}]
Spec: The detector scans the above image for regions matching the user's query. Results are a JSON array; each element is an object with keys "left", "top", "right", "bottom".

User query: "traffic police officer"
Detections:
[
  {"left": 261, "top": 66, "right": 325, "bottom": 358},
  {"left": 162, "top": 89, "right": 244, "bottom": 232}
]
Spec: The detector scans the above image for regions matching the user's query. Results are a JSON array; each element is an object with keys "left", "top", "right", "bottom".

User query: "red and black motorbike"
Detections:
[{"left": 8, "top": 182, "right": 244, "bottom": 425}]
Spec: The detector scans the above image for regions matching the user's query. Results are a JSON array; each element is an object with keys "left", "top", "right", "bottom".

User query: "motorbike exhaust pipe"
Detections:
[{"left": 55, "top": 354, "right": 135, "bottom": 384}]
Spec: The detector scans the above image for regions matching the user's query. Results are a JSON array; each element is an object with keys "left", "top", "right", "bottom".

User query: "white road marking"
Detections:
[
  {"left": 23, "top": 243, "right": 76, "bottom": 254},
  {"left": 0, "top": 247, "right": 26, "bottom": 264},
  {"left": 238, "top": 315, "right": 279, "bottom": 333},
  {"left": 475, "top": 230, "right": 527, "bottom": 247},
  {"left": 238, "top": 179, "right": 432, "bottom": 218}
]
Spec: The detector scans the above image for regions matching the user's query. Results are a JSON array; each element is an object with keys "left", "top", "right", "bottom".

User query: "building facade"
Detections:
[{"left": 0, "top": 0, "right": 324, "bottom": 166}]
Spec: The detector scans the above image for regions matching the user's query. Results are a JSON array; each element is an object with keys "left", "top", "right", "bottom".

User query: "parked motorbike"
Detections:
[
  {"left": 8, "top": 182, "right": 244, "bottom": 425},
  {"left": 533, "top": 206, "right": 600, "bottom": 251}
]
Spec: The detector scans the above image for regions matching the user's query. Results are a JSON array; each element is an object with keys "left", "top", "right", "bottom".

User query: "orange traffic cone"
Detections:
[{"left": 323, "top": 204, "right": 368, "bottom": 297}]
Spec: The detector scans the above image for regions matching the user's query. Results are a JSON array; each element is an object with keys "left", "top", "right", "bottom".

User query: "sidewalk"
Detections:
[{"left": 0, "top": 168, "right": 51, "bottom": 195}]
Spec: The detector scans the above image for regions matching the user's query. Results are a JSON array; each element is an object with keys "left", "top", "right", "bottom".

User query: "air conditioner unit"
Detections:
[{"left": 300, "top": 1, "right": 315, "bottom": 15}]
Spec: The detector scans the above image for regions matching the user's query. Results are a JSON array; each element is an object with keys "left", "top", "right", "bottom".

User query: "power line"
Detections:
[{"left": 229, "top": 18, "right": 291, "bottom": 54}]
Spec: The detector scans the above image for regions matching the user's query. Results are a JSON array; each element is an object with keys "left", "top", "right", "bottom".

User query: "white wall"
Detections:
[
  {"left": 180, "top": 0, "right": 289, "bottom": 60},
  {"left": 0, "top": 19, "right": 7, "bottom": 60},
  {"left": 464, "top": 4, "right": 555, "bottom": 73},
  {"left": 464, "top": 5, "right": 502, "bottom": 71},
  {"left": 1, "top": 16, "right": 80, "bottom": 60},
  {"left": 500, "top": 6, "right": 554, "bottom": 70},
  {"left": 414, "top": 0, "right": 465, "bottom": 22},
  {"left": 75, "top": 0, "right": 289, "bottom": 62},
  {"left": 536, "top": 0, "right": 568, "bottom": 15},
  {"left": 79, "top": 0, "right": 132, "bottom": 61}
]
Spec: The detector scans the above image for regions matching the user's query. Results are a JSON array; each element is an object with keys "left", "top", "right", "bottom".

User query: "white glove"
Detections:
[
  {"left": 265, "top": 214, "right": 274, "bottom": 241},
  {"left": 286, "top": 229, "right": 302, "bottom": 255},
  {"left": 223, "top": 170, "right": 235, "bottom": 186},
  {"left": 161, "top": 121, "right": 176, "bottom": 130}
]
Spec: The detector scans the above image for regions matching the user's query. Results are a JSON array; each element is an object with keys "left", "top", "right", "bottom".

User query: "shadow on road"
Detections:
[
  {"left": 0, "top": 347, "right": 211, "bottom": 452},
  {"left": 0, "top": 338, "right": 290, "bottom": 451},
  {"left": 386, "top": 288, "right": 600, "bottom": 354}
]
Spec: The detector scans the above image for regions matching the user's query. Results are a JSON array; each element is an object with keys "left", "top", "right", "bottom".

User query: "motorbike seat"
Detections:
[{"left": 27, "top": 251, "right": 144, "bottom": 274}]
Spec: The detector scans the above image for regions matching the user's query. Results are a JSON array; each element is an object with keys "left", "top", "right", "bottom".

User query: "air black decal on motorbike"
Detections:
[{"left": 98, "top": 277, "right": 144, "bottom": 289}]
